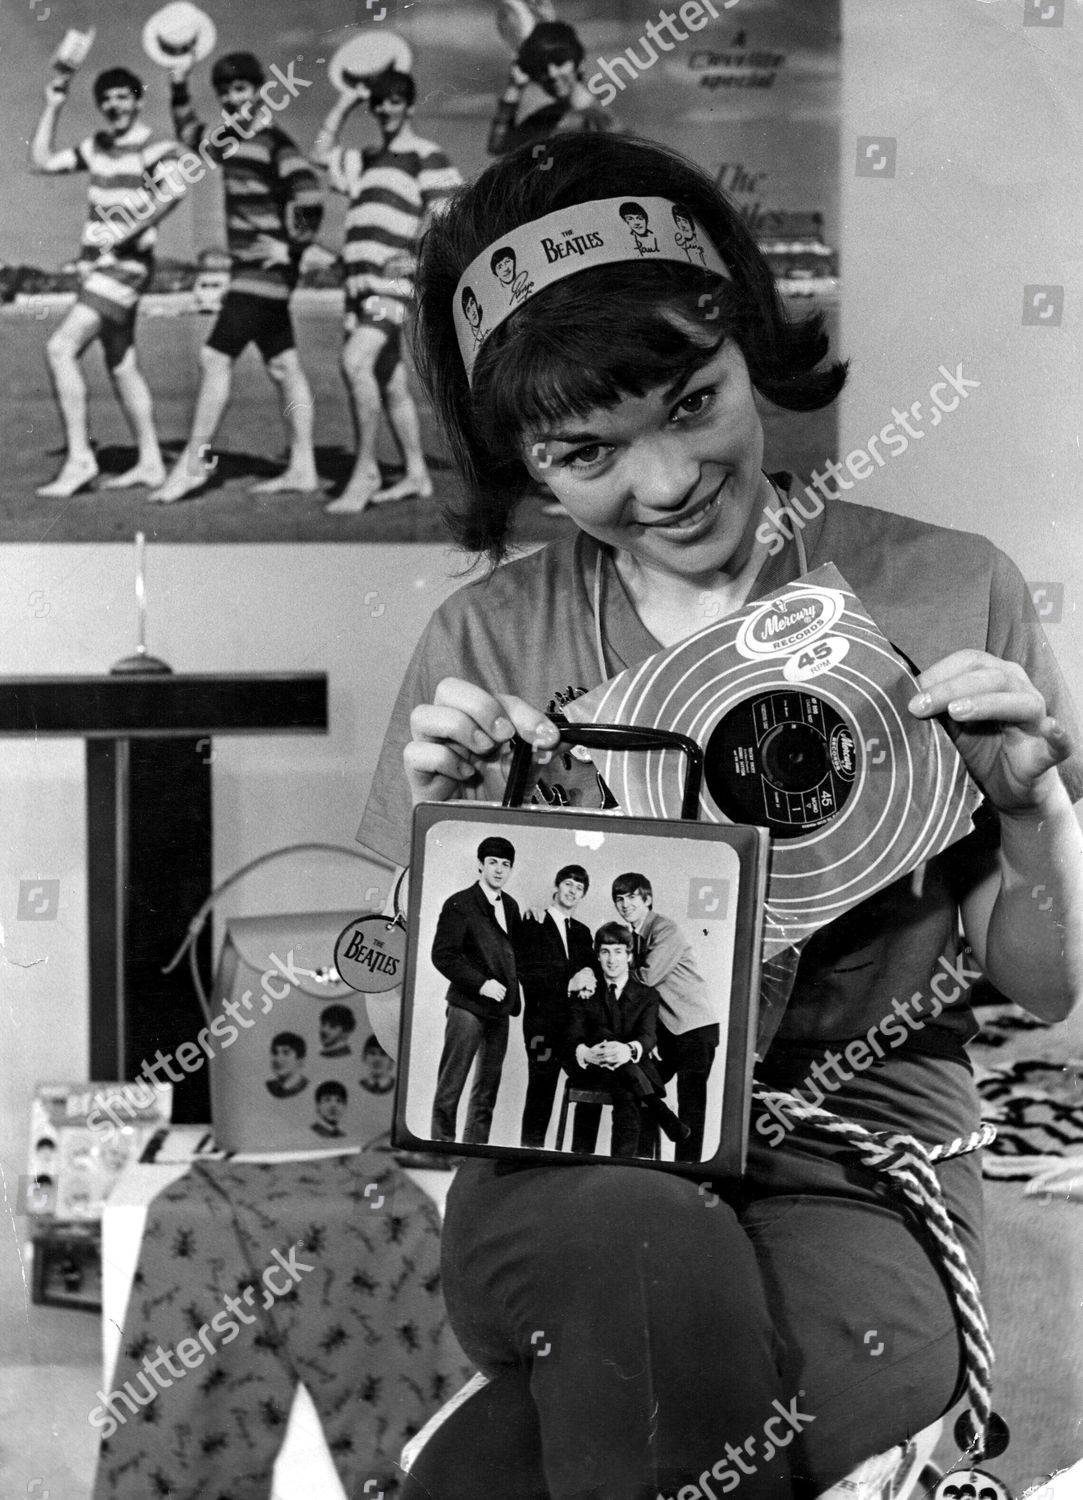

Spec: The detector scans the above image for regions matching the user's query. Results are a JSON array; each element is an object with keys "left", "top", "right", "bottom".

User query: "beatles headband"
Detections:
[{"left": 453, "top": 195, "right": 732, "bottom": 383}]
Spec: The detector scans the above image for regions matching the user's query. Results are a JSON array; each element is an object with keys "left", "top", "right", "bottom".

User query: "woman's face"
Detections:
[{"left": 523, "top": 336, "right": 769, "bottom": 584}]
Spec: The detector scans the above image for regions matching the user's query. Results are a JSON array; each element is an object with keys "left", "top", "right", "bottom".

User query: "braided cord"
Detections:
[{"left": 752, "top": 1087, "right": 996, "bottom": 1456}]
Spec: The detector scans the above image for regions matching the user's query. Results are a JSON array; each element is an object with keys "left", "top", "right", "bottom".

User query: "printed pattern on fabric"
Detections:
[
  {"left": 977, "top": 1058, "right": 1083, "bottom": 1178},
  {"left": 91, "top": 1152, "right": 473, "bottom": 1500}
]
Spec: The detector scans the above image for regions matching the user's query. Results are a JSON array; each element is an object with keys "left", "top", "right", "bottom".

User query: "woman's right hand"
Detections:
[{"left": 404, "top": 676, "right": 559, "bottom": 806}]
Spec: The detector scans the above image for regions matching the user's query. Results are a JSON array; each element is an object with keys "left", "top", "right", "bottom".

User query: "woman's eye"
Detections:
[
  {"left": 674, "top": 388, "right": 714, "bottom": 420},
  {"left": 564, "top": 444, "right": 609, "bottom": 471}
]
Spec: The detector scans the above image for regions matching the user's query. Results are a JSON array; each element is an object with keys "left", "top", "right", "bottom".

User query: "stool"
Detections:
[
  {"left": 402, "top": 1376, "right": 943, "bottom": 1498},
  {"left": 555, "top": 1084, "right": 614, "bottom": 1151}
]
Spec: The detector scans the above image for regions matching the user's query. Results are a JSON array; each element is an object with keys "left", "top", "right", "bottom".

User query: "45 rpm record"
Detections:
[
  {"left": 706, "top": 689, "right": 856, "bottom": 837},
  {"left": 563, "top": 564, "right": 983, "bottom": 959}
]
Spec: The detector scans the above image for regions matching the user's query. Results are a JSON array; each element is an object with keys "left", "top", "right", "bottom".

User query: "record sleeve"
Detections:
[{"left": 564, "top": 564, "right": 983, "bottom": 960}]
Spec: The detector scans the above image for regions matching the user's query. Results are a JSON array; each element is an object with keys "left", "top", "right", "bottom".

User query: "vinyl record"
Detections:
[
  {"left": 564, "top": 564, "right": 982, "bottom": 958},
  {"left": 328, "top": 31, "right": 413, "bottom": 94},
  {"left": 142, "top": 2, "right": 216, "bottom": 69},
  {"left": 705, "top": 688, "right": 858, "bottom": 837}
]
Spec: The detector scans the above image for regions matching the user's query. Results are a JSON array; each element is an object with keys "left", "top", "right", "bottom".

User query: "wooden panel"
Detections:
[{"left": 0, "top": 673, "right": 327, "bottom": 738}]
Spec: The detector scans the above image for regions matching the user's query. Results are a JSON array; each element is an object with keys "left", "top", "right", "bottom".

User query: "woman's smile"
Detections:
[{"left": 525, "top": 338, "right": 769, "bottom": 583}]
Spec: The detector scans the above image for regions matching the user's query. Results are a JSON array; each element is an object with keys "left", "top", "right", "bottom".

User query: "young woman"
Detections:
[{"left": 357, "top": 134, "right": 1083, "bottom": 1499}]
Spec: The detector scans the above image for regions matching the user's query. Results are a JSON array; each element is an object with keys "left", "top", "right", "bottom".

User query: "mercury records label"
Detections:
[{"left": 563, "top": 563, "right": 983, "bottom": 959}]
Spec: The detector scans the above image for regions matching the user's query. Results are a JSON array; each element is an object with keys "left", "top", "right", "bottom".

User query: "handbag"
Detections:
[{"left": 167, "top": 844, "right": 398, "bottom": 1152}]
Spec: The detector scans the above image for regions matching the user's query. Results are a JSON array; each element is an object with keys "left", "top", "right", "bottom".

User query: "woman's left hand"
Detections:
[{"left": 909, "top": 650, "right": 1073, "bottom": 815}]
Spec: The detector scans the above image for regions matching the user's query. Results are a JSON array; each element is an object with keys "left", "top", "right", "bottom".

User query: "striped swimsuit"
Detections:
[
  {"left": 171, "top": 85, "right": 323, "bottom": 300},
  {"left": 326, "top": 140, "right": 460, "bottom": 329},
  {"left": 57, "top": 122, "right": 180, "bottom": 325}
]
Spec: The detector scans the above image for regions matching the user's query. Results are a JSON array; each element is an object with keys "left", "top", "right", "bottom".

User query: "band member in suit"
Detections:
[
  {"left": 516, "top": 863, "right": 595, "bottom": 1147},
  {"left": 565, "top": 922, "right": 688, "bottom": 1158},
  {"left": 612, "top": 873, "right": 721, "bottom": 1161},
  {"left": 430, "top": 837, "right": 520, "bottom": 1144}
]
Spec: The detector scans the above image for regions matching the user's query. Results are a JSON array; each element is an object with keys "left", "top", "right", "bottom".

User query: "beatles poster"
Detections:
[{"left": 0, "top": 0, "right": 840, "bottom": 542}]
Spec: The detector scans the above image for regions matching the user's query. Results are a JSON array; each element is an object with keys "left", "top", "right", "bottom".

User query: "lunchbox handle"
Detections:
[{"left": 502, "top": 714, "right": 704, "bottom": 821}]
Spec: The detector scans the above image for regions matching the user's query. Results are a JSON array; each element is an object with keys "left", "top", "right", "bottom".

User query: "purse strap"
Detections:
[{"left": 162, "top": 842, "right": 398, "bottom": 1021}]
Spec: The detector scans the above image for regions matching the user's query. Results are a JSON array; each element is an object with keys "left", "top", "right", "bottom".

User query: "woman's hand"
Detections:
[
  {"left": 908, "top": 650, "right": 1073, "bottom": 817},
  {"left": 404, "top": 676, "right": 560, "bottom": 806}
]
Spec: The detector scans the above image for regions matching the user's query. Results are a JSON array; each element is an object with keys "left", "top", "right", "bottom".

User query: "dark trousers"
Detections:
[
  {"left": 521, "top": 1034, "right": 565, "bottom": 1148},
  {"left": 655, "top": 1022, "right": 719, "bottom": 1162},
  {"left": 566, "top": 1064, "right": 654, "bottom": 1157},
  {"left": 431, "top": 1005, "right": 508, "bottom": 1144},
  {"left": 403, "top": 1146, "right": 982, "bottom": 1500}
]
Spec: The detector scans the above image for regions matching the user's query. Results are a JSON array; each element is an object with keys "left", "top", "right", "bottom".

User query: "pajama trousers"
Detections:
[{"left": 92, "top": 1152, "right": 472, "bottom": 1500}]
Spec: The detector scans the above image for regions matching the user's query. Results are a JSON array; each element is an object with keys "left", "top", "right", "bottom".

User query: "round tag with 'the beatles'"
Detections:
[{"left": 334, "top": 915, "right": 406, "bottom": 994}]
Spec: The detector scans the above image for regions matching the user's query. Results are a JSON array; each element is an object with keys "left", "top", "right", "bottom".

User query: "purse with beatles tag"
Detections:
[
  {"left": 208, "top": 910, "right": 400, "bottom": 1152},
  {"left": 169, "top": 845, "right": 399, "bottom": 1153}
]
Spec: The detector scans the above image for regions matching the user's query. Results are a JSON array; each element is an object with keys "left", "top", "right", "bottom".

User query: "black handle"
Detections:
[{"left": 502, "top": 714, "right": 703, "bottom": 821}]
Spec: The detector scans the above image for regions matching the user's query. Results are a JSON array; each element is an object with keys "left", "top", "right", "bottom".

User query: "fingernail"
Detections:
[
  {"left": 493, "top": 717, "right": 514, "bottom": 739},
  {"left": 947, "top": 699, "right": 972, "bottom": 717},
  {"left": 536, "top": 750, "right": 553, "bottom": 766},
  {"left": 909, "top": 693, "right": 932, "bottom": 712}
]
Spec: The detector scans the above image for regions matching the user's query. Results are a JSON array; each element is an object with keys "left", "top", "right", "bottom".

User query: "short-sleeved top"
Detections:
[
  {"left": 55, "top": 122, "right": 181, "bottom": 264},
  {"left": 326, "top": 140, "right": 461, "bottom": 321},
  {"left": 356, "top": 487, "right": 1083, "bottom": 1186}
]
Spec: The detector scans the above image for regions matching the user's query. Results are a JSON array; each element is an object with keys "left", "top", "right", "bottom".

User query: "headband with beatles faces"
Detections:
[{"left": 454, "top": 195, "right": 732, "bottom": 383}]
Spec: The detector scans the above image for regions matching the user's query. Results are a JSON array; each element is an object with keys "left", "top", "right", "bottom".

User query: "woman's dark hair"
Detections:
[
  {"left": 517, "top": 21, "right": 585, "bottom": 81},
  {"left": 413, "top": 133, "right": 847, "bottom": 565}
]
